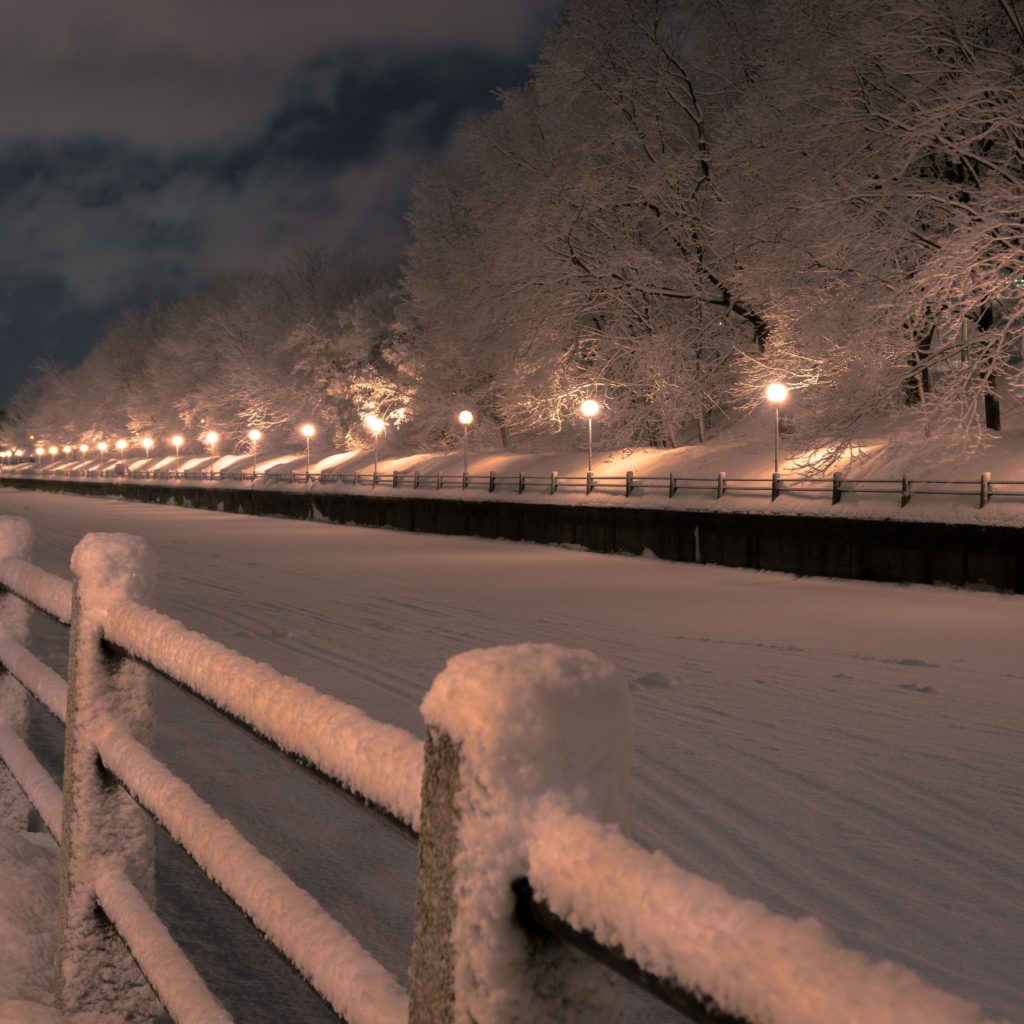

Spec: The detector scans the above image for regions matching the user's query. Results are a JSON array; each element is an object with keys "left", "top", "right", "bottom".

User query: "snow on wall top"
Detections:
[
  {"left": 101, "top": 599, "right": 423, "bottom": 829},
  {"left": 527, "top": 805, "right": 1002, "bottom": 1024}
]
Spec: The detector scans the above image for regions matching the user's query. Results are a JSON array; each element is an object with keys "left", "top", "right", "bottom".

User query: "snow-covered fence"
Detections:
[
  {"left": 11, "top": 462, "right": 1022, "bottom": 509},
  {"left": 0, "top": 515, "right": 1000, "bottom": 1024}
]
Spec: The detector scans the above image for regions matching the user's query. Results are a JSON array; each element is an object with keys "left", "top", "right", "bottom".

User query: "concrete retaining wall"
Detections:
[{"left": 4, "top": 476, "right": 1022, "bottom": 592}]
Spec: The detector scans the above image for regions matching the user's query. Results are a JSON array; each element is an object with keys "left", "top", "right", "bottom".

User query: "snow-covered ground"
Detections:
[{"left": 0, "top": 488, "right": 1020, "bottom": 1023}]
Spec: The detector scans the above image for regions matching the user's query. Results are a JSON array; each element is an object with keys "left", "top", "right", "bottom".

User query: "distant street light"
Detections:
[
  {"left": 580, "top": 399, "right": 601, "bottom": 474},
  {"left": 97, "top": 441, "right": 109, "bottom": 456},
  {"left": 765, "top": 382, "right": 790, "bottom": 475},
  {"left": 141, "top": 438, "right": 154, "bottom": 458},
  {"left": 299, "top": 423, "right": 316, "bottom": 478},
  {"left": 458, "top": 410, "right": 474, "bottom": 475},
  {"left": 247, "top": 428, "right": 262, "bottom": 475},
  {"left": 79, "top": 444, "right": 89, "bottom": 456},
  {"left": 34, "top": 447, "right": 44, "bottom": 458},
  {"left": 171, "top": 435, "right": 184, "bottom": 474},
  {"left": 48, "top": 446, "right": 58, "bottom": 465},
  {"left": 204, "top": 431, "right": 219, "bottom": 460},
  {"left": 62, "top": 445, "right": 72, "bottom": 456},
  {"left": 364, "top": 414, "right": 385, "bottom": 474}
]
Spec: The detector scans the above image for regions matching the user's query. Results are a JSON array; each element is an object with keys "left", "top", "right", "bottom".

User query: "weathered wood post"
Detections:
[
  {"left": 409, "top": 643, "right": 630, "bottom": 1024},
  {"left": 0, "top": 516, "right": 33, "bottom": 828},
  {"left": 56, "top": 532, "right": 161, "bottom": 1021}
]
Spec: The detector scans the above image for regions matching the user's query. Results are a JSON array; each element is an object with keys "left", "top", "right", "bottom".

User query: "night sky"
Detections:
[{"left": 0, "top": 1, "right": 561, "bottom": 407}]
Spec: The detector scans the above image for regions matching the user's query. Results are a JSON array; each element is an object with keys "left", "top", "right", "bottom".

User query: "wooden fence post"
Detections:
[
  {"left": 717, "top": 471, "right": 726, "bottom": 499},
  {"left": 56, "top": 533, "right": 161, "bottom": 1021},
  {"left": 409, "top": 644, "right": 629, "bottom": 1024},
  {"left": 901, "top": 475, "right": 912, "bottom": 507},
  {"left": 979, "top": 472, "right": 991, "bottom": 509},
  {"left": 771, "top": 472, "right": 781, "bottom": 501},
  {"left": 625, "top": 471, "right": 634, "bottom": 497},
  {"left": 0, "top": 516, "right": 33, "bottom": 829},
  {"left": 832, "top": 472, "right": 843, "bottom": 505},
  {"left": 550, "top": 471, "right": 558, "bottom": 495},
  {"left": 488, "top": 471, "right": 496, "bottom": 493}
]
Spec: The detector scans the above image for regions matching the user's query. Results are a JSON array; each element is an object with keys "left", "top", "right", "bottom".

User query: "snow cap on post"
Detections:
[
  {"left": 421, "top": 642, "right": 632, "bottom": 823},
  {"left": 70, "top": 533, "right": 155, "bottom": 613},
  {"left": 413, "top": 643, "right": 631, "bottom": 1024}
]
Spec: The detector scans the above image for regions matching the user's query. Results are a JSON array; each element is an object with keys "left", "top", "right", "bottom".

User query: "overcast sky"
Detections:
[{"left": 0, "top": 0, "right": 561, "bottom": 407}]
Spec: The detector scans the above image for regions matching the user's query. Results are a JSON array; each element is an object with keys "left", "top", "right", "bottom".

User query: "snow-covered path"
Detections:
[{"left": 1, "top": 489, "right": 1020, "bottom": 1023}]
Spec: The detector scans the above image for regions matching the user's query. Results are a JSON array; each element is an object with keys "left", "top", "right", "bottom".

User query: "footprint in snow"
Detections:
[
  {"left": 897, "top": 682, "right": 937, "bottom": 694},
  {"left": 631, "top": 672, "right": 676, "bottom": 691}
]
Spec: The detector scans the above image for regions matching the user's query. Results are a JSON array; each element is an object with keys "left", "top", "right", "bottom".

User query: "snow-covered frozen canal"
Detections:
[{"left": 2, "top": 488, "right": 1020, "bottom": 1023}]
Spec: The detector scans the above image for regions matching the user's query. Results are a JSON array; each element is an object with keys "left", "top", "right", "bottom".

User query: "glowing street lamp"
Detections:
[
  {"left": 171, "top": 435, "right": 184, "bottom": 474},
  {"left": 457, "top": 410, "right": 474, "bottom": 475},
  {"left": 141, "top": 437, "right": 154, "bottom": 458},
  {"left": 247, "top": 428, "right": 262, "bottom": 475},
  {"left": 765, "top": 382, "right": 790, "bottom": 475},
  {"left": 580, "top": 399, "right": 600, "bottom": 474},
  {"left": 48, "top": 446, "right": 58, "bottom": 465},
  {"left": 34, "top": 446, "right": 44, "bottom": 459},
  {"left": 62, "top": 445, "right": 72, "bottom": 456},
  {"left": 97, "top": 441, "right": 109, "bottom": 456},
  {"left": 79, "top": 444, "right": 89, "bottom": 456},
  {"left": 299, "top": 423, "right": 316, "bottom": 478},
  {"left": 364, "top": 414, "right": 385, "bottom": 474}
]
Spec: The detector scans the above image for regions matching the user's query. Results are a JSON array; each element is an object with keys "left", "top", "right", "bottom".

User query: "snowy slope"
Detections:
[{"left": 0, "top": 488, "right": 1020, "bottom": 1023}]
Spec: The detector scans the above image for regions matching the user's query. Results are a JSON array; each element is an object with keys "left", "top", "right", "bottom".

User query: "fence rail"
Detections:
[
  {"left": 5, "top": 464, "right": 1014, "bottom": 509},
  {"left": 0, "top": 515, "right": 996, "bottom": 1024}
]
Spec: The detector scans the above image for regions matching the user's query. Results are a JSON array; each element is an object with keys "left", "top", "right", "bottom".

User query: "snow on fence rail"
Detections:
[
  {"left": 0, "top": 515, "right": 1000, "bottom": 1024},
  {"left": 9, "top": 463, "right": 1023, "bottom": 509}
]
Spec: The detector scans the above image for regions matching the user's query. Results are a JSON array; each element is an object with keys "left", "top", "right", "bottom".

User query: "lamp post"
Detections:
[
  {"left": 171, "top": 435, "right": 184, "bottom": 475},
  {"left": 141, "top": 438, "right": 154, "bottom": 460},
  {"left": 364, "top": 414, "right": 385, "bottom": 474},
  {"left": 79, "top": 444, "right": 89, "bottom": 457},
  {"left": 457, "top": 410, "right": 474, "bottom": 476},
  {"left": 48, "top": 446, "right": 58, "bottom": 466},
  {"left": 580, "top": 399, "right": 600, "bottom": 474},
  {"left": 97, "top": 441, "right": 109, "bottom": 459},
  {"left": 765, "top": 382, "right": 790, "bottom": 475},
  {"left": 62, "top": 445, "right": 72, "bottom": 457},
  {"left": 299, "top": 423, "right": 315, "bottom": 478},
  {"left": 247, "top": 428, "right": 262, "bottom": 476}
]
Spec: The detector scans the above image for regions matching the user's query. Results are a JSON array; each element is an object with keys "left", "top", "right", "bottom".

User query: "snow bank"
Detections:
[
  {"left": 101, "top": 599, "right": 422, "bottom": 829},
  {"left": 527, "top": 805, "right": 1002, "bottom": 1024},
  {"left": 0, "top": 828, "right": 63, "bottom": 1014},
  {"left": 96, "top": 723, "right": 406, "bottom": 1024},
  {"left": 419, "top": 643, "right": 632, "bottom": 1024}
]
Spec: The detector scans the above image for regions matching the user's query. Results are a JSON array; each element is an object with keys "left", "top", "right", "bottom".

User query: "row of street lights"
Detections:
[{"left": 20, "top": 386, "right": 790, "bottom": 477}]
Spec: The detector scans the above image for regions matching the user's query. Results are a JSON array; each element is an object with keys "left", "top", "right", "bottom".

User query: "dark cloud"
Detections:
[{"left": 0, "top": 2, "right": 561, "bottom": 406}]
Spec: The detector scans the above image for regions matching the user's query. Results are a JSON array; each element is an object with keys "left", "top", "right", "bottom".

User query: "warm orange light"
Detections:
[
  {"left": 248, "top": 428, "right": 263, "bottom": 442},
  {"left": 580, "top": 399, "right": 600, "bottom": 419},
  {"left": 766, "top": 382, "right": 790, "bottom": 404},
  {"left": 299, "top": 423, "right": 316, "bottom": 439},
  {"left": 97, "top": 441, "right": 109, "bottom": 454},
  {"left": 364, "top": 414, "right": 385, "bottom": 435},
  {"left": 34, "top": 447, "right": 44, "bottom": 457},
  {"left": 116, "top": 440, "right": 127, "bottom": 452},
  {"left": 171, "top": 435, "right": 184, "bottom": 449},
  {"left": 142, "top": 438, "right": 154, "bottom": 452},
  {"left": 79, "top": 444, "right": 89, "bottom": 454},
  {"left": 204, "top": 431, "right": 219, "bottom": 446},
  {"left": 458, "top": 410, "right": 474, "bottom": 426}
]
